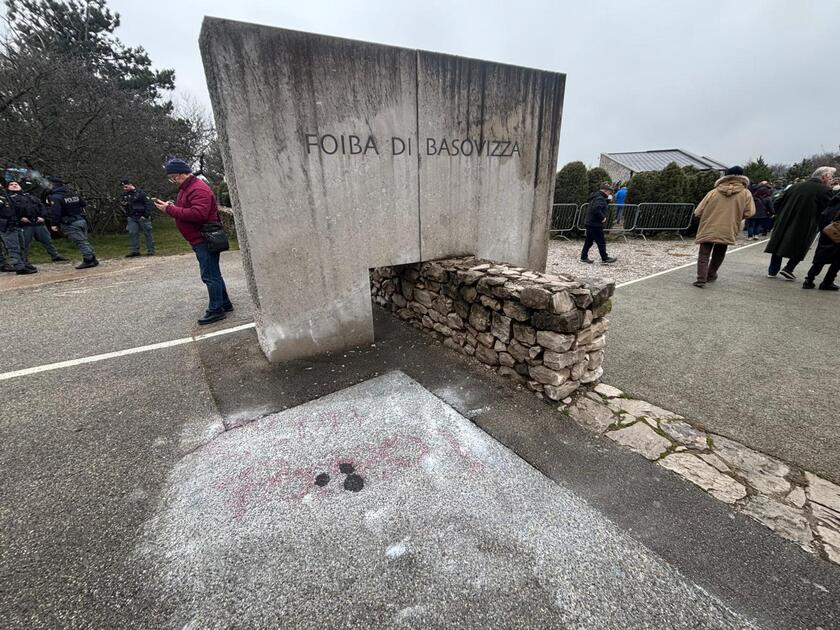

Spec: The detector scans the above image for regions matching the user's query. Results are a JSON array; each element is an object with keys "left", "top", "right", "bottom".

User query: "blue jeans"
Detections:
[
  {"left": 192, "top": 243, "right": 232, "bottom": 313},
  {"left": 746, "top": 218, "right": 763, "bottom": 238}
]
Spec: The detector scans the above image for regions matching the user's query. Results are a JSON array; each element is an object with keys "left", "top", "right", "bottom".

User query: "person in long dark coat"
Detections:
[
  {"left": 803, "top": 199, "right": 840, "bottom": 290},
  {"left": 764, "top": 167, "right": 835, "bottom": 279}
]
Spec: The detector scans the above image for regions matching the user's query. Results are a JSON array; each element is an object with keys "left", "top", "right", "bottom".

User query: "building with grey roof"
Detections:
[{"left": 600, "top": 149, "right": 728, "bottom": 183}]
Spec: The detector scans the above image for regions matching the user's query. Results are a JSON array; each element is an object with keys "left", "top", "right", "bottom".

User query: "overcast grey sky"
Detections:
[{"left": 105, "top": 1, "right": 839, "bottom": 167}]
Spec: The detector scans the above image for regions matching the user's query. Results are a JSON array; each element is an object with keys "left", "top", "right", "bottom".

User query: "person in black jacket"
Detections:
[
  {"left": 580, "top": 183, "right": 618, "bottom": 264},
  {"left": 6, "top": 180, "right": 66, "bottom": 266},
  {"left": 47, "top": 176, "right": 98, "bottom": 269},
  {"left": 802, "top": 200, "right": 840, "bottom": 290},
  {"left": 120, "top": 178, "right": 155, "bottom": 257},
  {"left": 0, "top": 187, "right": 36, "bottom": 274}
]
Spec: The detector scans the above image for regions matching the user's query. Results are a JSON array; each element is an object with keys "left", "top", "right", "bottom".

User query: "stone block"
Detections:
[
  {"left": 532, "top": 309, "right": 584, "bottom": 333},
  {"left": 476, "top": 332, "right": 495, "bottom": 348},
  {"left": 608, "top": 423, "right": 671, "bottom": 460},
  {"left": 508, "top": 341, "right": 530, "bottom": 363},
  {"left": 491, "top": 312, "right": 512, "bottom": 343},
  {"left": 550, "top": 291, "right": 575, "bottom": 314},
  {"left": 499, "top": 352, "right": 516, "bottom": 368},
  {"left": 545, "top": 380, "right": 580, "bottom": 401},
  {"left": 479, "top": 295, "right": 502, "bottom": 311},
  {"left": 474, "top": 344, "right": 499, "bottom": 366},
  {"left": 512, "top": 322, "right": 537, "bottom": 345},
  {"left": 658, "top": 453, "right": 748, "bottom": 505},
  {"left": 519, "top": 286, "right": 552, "bottom": 310},
  {"left": 528, "top": 365, "right": 569, "bottom": 386},
  {"left": 536, "top": 330, "right": 575, "bottom": 353},
  {"left": 567, "top": 397, "right": 614, "bottom": 433},
  {"left": 502, "top": 300, "right": 530, "bottom": 322},
  {"left": 543, "top": 349, "right": 585, "bottom": 371},
  {"left": 468, "top": 303, "right": 491, "bottom": 332}
]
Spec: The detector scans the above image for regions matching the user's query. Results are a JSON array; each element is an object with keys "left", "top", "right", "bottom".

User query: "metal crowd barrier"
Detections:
[
  {"left": 549, "top": 201, "right": 695, "bottom": 241},
  {"left": 576, "top": 203, "right": 639, "bottom": 241},
  {"left": 549, "top": 203, "right": 580, "bottom": 240},
  {"left": 631, "top": 203, "right": 695, "bottom": 240}
]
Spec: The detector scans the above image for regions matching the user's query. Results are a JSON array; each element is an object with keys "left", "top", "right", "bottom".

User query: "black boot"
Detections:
[
  {"left": 75, "top": 257, "right": 99, "bottom": 270},
  {"left": 803, "top": 278, "right": 816, "bottom": 289},
  {"left": 51, "top": 255, "right": 68, "bottom": 262},
  {"left": 1, "top": 264, "right": 17, "bottom": 272},
  {"left": 16, "top": 267, "right": 37, "bottom": 275},
  {"left": 818, "top": 283, "right": 839, "bottom": 291},
  {"left": 198, "top": 310, "right": 227, "bottom": 325}
]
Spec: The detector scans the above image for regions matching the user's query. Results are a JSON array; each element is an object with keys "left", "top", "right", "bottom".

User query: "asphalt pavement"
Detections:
[
  {"left": 1, "top": 251, "right": 839, "bottom": 629},
  {"left": 604, "top": 240, "right": 840, "bottom": 485}
]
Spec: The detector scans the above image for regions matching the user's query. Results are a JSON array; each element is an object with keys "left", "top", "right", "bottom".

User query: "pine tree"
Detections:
[
  {"left": 653, "top": 162, "right": 688, "bottom": 203},
  {"left": 554, "top": 161, "right": 588, "bottom": 205},
  {"left": 6, "top": 0, "right": 174, "bottom": 99},
  {"left": 744, "top": 156, "right": 772, "bottom": 184},
  {"left": 586, "top": 167, "right": 611, "bottom": 193},
  {"left": 626, "top": 171, "right": 658, "bottom": 204}
]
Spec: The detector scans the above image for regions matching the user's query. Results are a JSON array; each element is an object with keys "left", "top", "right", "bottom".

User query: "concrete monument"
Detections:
[{"left": 200, "top": 18, "right": 565, "bottom": 362}]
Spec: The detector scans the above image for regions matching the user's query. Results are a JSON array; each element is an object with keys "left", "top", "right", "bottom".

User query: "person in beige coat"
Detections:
[{"left": 692, "top": 166, "right": 756, "bottom": 287}]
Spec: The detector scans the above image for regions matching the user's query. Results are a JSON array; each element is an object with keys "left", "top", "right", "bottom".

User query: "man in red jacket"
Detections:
[{"left": 154, "top": 159, "right": 233, "bottom": 325}]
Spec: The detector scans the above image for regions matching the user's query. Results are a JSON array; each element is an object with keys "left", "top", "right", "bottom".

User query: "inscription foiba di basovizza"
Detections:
[{"left": 304, "top": 133, "right": 522, "bottom": 158}]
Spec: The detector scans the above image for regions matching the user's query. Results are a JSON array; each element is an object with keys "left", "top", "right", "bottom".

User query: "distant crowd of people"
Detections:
[
  {"left": 693, "top": 165, "right": 839, "bottom": 290},
  {"left": 0, "top": 159, "right": 234, "bottom": 324}
]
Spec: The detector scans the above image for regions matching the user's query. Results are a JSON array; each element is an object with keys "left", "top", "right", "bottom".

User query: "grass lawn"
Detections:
[{"left": 27, "top": 215, "right": 239, "bottom": 264}]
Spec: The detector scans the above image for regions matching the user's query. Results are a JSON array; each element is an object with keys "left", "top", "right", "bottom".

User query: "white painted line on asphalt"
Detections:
[
  {"left": 616, "top": 238, "right": 769, "bottom": 289},
  {"left": 0, "top": 322, "right": 257, "bottom": 382}
]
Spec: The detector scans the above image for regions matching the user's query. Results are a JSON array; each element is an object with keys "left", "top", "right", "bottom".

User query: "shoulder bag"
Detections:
[{"left": 201, "top": 222, "right": 230, "bottom": 254}]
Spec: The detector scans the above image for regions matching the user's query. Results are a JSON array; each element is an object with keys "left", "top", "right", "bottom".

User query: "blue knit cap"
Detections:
[{"left": 164, "top": 158, "right": 192, "bottom": 174}]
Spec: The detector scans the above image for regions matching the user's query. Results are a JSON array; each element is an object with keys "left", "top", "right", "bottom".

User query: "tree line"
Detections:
[
  {"left": 555, "top": 152, "right": 840, "bottom": 207},
  {"left": 0, "top": 0, "right": 224, "bottom": 232}
]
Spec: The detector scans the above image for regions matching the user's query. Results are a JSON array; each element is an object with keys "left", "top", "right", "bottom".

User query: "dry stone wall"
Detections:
[{"left": 370, "top": 257, "right": 614, "bottom": 401}]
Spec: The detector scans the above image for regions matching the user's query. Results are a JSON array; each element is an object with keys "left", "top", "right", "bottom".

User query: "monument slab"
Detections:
[
  {"left": 136, "top": 372, "right": 755, "bottom": 628},
  {"left": 200, "top": 18, "right": 565, "bottom": 362}
]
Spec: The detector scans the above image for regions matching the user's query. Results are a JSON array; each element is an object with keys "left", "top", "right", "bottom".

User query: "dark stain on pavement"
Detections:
[{"left": 313, "top": 463, "right": 365, "bottom": 492}]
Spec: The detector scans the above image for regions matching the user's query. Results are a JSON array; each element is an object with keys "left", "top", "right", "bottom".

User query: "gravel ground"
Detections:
[{"left": 546, "top": 235, "right": 759, "bottom": 286}]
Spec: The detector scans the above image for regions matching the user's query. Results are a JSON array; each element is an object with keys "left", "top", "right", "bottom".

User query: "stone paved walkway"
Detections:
[
  {"left": 602, "top": 240, "right": 840, "bottom": 486},
  {"left": 563, "top": 384, "right": 840, "bottom": 565}
]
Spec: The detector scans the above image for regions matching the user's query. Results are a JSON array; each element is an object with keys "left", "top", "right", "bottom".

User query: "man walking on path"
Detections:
[
  {"left": 120, "top": 179, "right": 155, "bottom": 257},
  {"left": 154, "top": 159, "right": 233, "bottom": 325},
  {"left": 692, "top": 166, "right": 755, "bottom": 288},
  {"left": 579, "top": 183, "right": 618, "bottom": 265},
  {"left": 47, "top": 176, "right": 98, "bottom": 269},
  {"left": 764, "top": 166, "right": 835, "bottom": 280},
  {"left": 6, "top": 181, "right": 66, "bottom": 265}
]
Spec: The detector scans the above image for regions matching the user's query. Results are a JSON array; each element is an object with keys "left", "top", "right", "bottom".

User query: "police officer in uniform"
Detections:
[
  {"left": 0, "top": 187, "right": 36, "bottom": 274},
  {"left": 120, "top": 178, "right": 155, "bottom": 257},
  {"left": 47, "top": 176, "right": 99, "bottom": 269},
  {"left": 6, "top": 180, "right": 66, "bottom": 266}
]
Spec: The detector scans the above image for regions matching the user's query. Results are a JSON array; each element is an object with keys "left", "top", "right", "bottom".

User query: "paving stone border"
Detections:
[
  {"left": 564, "top": 384, "right": 840, "bottom": 566},
  {"left": 370, "top": 257, "right": 614, "bottom": 400}
]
